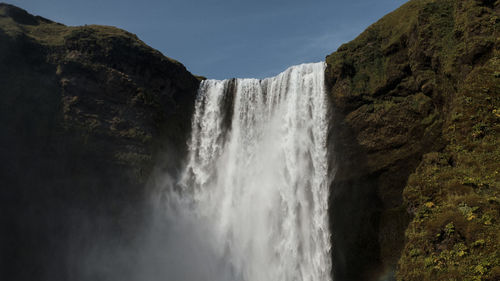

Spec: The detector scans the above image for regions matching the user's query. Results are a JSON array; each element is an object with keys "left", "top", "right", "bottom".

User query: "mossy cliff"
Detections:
[
  {"left": 325, "top": 0, "right": 499, "bottom": 280},
  {"left": 2, "top": 1, "right": 499, "bottom": 280},
  {"left": 0, "top": 3, "right": 199, "bottom": 280}
]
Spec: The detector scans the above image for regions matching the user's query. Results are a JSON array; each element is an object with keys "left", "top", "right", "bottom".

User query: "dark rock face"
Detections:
[
  {"left": 2, "top": 1, "right": 499, "bottom": 281},
  {"left": 0, "top": 4, "right": 199, "bottom": 281},
  {"left": 325, "top": 0, "right": 499, "bottom": 280}
]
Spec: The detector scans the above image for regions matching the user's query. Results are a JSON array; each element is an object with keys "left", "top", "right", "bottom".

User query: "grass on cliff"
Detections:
[
  {"left": 397, "top": 1, "right": 500, "bottom": 281},
  {"left": 0, "top": 4, "right": 181, "bottom": 66},
  {"left": 326, "top": 0, "right": 499, "bottom": 280},
  {"left": 400, "top": 56, "right": 500, "bottom": 280}
]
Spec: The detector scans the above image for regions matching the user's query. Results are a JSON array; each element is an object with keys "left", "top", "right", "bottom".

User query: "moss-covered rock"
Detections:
[
  {"left": 0, "top": 3, "right": 199, "bottom": 280},
  {"left": 325, "top": 0, "right": 499, "bottom": 280}
]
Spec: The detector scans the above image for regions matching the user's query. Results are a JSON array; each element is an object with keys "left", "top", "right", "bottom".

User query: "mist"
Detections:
[
  {"left": 69, "top": 62, "right": 332, "bottom": 281},
  {"left": 68, "top": 180, "right": 234, "bottom": 281}
]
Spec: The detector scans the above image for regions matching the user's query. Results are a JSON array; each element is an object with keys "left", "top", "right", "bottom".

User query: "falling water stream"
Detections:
[{"left": 161, "top": 62, "right": 332, "bottom": 281}]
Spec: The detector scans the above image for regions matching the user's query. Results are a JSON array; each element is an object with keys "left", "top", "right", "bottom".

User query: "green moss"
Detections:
[
  {"left": 326, "top": 0, "right": 499, "bottom": 279},
  {"left": 1, "top": 3, "right": 200, "bottom": 183},
  {"left": 398, "top": 54, "right": 500, "bottom": 281}
]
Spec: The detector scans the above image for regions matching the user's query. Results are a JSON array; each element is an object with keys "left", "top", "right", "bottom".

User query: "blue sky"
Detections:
[{"left": 8, "top": 0, "right": 407, "bottom": 79}]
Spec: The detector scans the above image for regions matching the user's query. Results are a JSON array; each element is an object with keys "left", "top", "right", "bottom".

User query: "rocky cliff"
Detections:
[
  {"left": 0, "top": 3, "right": 199, "bottom": 280},
  {"left": 1, "top": 1, "right": 499, "bottom": 281},
  {"left": 326, "top": 0, "right": 499, "bottom": 280}
]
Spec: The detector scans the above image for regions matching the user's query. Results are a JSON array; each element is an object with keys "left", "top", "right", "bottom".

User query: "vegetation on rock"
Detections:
[
  {"left": 1, "top": 0, "right": 499, "bottom": 280},
  {"left": 326, "top": 0, "right": 499, "bottom": 280},
  {"left": 0, "top": 3, "right": 199, "bottom": 281}
]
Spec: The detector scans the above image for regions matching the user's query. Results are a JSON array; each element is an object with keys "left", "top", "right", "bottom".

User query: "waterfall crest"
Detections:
[{"left": 163, "top": 62, "right": 332, "bottom": 281}]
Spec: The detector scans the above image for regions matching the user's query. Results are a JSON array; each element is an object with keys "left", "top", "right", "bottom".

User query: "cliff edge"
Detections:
[
  {"left": 0, "top": 3, "right": 199, "bottom": 280},
  {"left": 326, "top": 0, "right": 499, "bottom": 280}
]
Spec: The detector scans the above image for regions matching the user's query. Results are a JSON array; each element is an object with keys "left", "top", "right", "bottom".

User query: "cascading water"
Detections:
[{"left": 161, "top": 62, "right": 332, "bottom": 281}]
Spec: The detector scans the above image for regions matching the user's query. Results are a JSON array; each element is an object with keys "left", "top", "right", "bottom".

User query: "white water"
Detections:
[{"left": 161, "top": 62, "right": 332, "bottom": 281}]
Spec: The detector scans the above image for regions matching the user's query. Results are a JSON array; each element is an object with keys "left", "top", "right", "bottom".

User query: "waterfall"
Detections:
[{"left": 161, "top": 62, "right": 332, "bottom": 281}]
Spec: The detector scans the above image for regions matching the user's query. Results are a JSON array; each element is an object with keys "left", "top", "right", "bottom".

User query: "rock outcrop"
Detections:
[
  {"left": 0, "top": 3, "right": 199, "bottom": 280},
  {"left": 1, "top": 1, "right": 499, "bottom": 280},
  {"left": 325, "top": 0, "right": 499, "bottom": 280}
]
